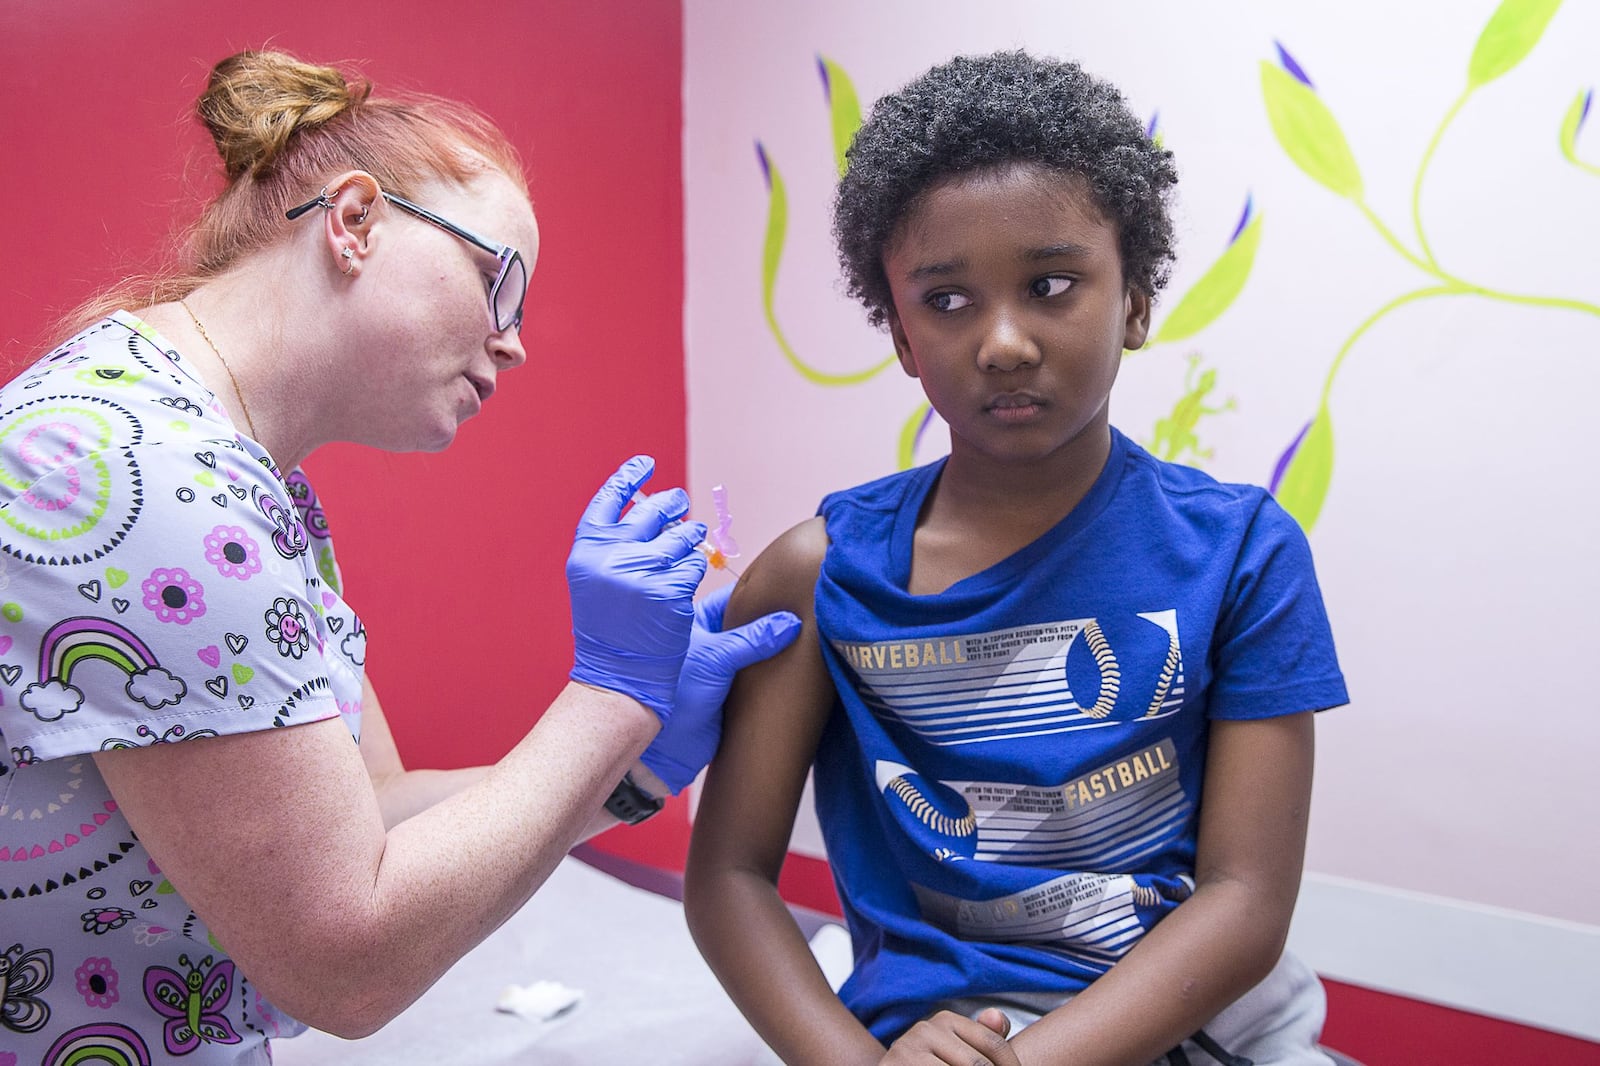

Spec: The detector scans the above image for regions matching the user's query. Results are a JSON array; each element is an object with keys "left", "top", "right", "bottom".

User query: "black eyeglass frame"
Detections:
[{"left": 286, "top": 187, "right": 526, "bottom": 332}]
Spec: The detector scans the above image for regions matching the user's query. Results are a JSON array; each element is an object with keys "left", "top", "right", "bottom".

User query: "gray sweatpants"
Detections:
[{"left": 934, "top": 950, "right": 1334, "bottom": 1066}]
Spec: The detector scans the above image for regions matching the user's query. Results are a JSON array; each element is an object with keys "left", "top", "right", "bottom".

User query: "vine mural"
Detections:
[
  {"left": 753, "top": 0, "right": 1595, "bottom": 527},
  {"left": 1264, "top": 0, "right": 1598, "bottom": 529}
]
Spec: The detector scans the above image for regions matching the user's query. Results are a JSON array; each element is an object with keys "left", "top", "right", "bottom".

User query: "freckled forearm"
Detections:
[
  {"left": 284, "top": 685, "right": 659, "bottom": 1028},
  {"left": 370, "top": 764, "right": 492, "bottom": 827}
]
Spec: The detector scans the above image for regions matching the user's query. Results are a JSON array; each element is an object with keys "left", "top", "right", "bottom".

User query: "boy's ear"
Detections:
[
  {"left": 887, "top": 311, "right": 920, "bottom": 378},
  {"left": 1122, "top": 287, "right": 1152, "bottom": 352}
]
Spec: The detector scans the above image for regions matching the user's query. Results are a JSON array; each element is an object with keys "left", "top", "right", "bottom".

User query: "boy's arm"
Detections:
[
  {"left": 1007, "top": 711, "right": 1316, "bottom": 1066},
  {"left": 684, "top": 518, "right": 887, "bottom": 1066}
]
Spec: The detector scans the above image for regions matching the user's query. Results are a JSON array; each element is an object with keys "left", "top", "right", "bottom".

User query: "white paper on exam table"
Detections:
[{"left": 270, "top": 854, "right": 784, "bottom": 1066}]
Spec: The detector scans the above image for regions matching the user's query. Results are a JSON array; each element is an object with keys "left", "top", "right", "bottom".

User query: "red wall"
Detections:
[
  {"left": 1, "top": 0, "right": 687, "bottom": 823},
  {"left": 1319, "top": 980, "right": 1600, "bottom": 1066}
]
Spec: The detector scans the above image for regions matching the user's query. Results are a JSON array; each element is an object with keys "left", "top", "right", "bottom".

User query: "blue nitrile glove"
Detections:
[
  {"left": 567, "top": 456, "right": 709, "bottom": 720},
  {"left": 640, "top": 584, "right": 802, "bottom": 794}
]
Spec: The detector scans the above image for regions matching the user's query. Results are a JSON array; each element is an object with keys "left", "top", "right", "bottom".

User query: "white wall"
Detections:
[{"left": 684, "top": 0, "right": 1600, "bottom": 1034}]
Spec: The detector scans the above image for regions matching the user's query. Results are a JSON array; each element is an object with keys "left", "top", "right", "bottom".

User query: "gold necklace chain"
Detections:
[{"left": 179, "top": 299, "right": 260, "bottom": 442}]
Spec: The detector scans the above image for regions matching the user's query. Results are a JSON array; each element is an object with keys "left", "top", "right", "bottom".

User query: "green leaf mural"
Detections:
[
  {"left": 1560, "top": 88, "right": 1599, "bottom": 175},
  {"left": 751, "top": 57, "right": 899, "bottom": 391},
  {"left": 897, "top": 402, "right": 932, "bottom": 470},
  {"left": 1271, "top": 407, "right": 1335, "bottom": 531},
  {"left": 1149, "top": 200, "right": 1262, "bottom": 346},
  {"left": 1260, "top": 54, "right": 1363, "bottom": 200},
  {"left": 1467, "top": 0, "right": 1563, "bottom": 89},
  {"left": 757, "top": 142, "right": 897, "bottom": 387},
  {"left": 1560, "top": 88, "right": 1586, "bottom": 159},
  {"left": 818, "top": 55, "right": 864, "bottom": 178},
  {"left": 757, "top": 142, "right": 794, "bottom": 350}
]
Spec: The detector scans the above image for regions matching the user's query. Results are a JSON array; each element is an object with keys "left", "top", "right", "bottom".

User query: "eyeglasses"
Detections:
[{"left": 286, "top": 187, "right": 527, "bottom": 333}]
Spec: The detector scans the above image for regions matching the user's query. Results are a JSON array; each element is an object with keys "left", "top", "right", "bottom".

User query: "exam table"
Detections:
[{"left": 271, "top": 846, "right": 807, "bottom": 1065}]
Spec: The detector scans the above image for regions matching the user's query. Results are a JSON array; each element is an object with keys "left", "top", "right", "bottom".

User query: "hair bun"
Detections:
[{"left": 198, "top": 50, "right": 372, "bottom": 180}]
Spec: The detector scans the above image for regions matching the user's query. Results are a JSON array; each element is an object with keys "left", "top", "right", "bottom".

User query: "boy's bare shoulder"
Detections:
[{"left": 725, "top": 517, "right": 829, "bottom": 627}]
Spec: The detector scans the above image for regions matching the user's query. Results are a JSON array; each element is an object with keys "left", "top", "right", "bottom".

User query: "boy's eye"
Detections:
[
  {"left": 1030, "top": 276, "right": 1073, "bottom": 298},
  {"left": 926, "top": 291, "right": 971, "bottom": 312}
]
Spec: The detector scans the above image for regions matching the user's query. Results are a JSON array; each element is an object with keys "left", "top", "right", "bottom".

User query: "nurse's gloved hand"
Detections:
[
  {"left": 641, "top": 585, "right": 802, "bottom": 794},
  {"left": 567, "top": 456, "right": 708, "bottom": 720}
]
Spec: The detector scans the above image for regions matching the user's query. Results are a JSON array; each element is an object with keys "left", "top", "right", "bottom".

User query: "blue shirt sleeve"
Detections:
[{"left": 1205, "top": 496, "right": 1348, "bottom": 720}]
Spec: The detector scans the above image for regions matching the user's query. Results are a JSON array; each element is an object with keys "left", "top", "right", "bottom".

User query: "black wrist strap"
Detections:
[{"left": 605, "top": 772, "right": 664, "bottom": 825}]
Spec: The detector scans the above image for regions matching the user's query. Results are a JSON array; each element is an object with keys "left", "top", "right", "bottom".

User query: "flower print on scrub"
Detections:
[
  {"left": 264, "top": 597, "right": 311, "bottom": 659},
  {"left": 282, "top": 470, "right": 329, "bottom": 538},
  {"left": 131, "top": 922, "right": 176, "bottom": 947},
  {"left": 74, "top": 957, "right": 120, "bottom": 1009},
  {"left": 202, "top": 525, "right": 262, "bottom": 580},
  {"left": 140, "top": 568, "right": 207, "bottom": 625},
  {"left": 254, "top": 485, "right": 308, "bottom": 559},
  {"left": 82, "top": 907, "right": 134, "bottom": 935}
]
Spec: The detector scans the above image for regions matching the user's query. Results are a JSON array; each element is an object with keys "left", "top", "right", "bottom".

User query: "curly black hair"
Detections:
[{"left": 833, "top": 50, "right": 1178, "bottom": 329}]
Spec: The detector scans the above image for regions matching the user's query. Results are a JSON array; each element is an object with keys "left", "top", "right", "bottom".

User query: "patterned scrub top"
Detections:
[{"left": 0, "top": 312, "right": 367, "bottom": 1064}]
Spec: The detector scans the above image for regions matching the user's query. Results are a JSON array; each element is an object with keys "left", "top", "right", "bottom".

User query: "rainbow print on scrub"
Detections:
[
  {"left": 19, "top": 616, "right": 186, "bottom": 723},
  {"left": 42, "top": 1022, "right": 153, "bottom": 1066}
]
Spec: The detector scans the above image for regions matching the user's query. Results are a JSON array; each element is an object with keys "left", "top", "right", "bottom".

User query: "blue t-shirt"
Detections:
[
  {"left": 812, "top": 429, "right": 1348, "bottom": 1041},
  {"left": 0, "top": 313, "right": 366, "bottom": 1064}
]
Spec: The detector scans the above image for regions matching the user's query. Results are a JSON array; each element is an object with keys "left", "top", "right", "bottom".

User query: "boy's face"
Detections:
[{"left": 883, "top": 163, "right": 1149, "bottom": 470}]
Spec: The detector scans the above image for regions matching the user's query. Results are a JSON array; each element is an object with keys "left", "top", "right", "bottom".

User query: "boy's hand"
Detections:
[{"left": 880, "top": 1009, "right": 1020, "bottom": 1065}]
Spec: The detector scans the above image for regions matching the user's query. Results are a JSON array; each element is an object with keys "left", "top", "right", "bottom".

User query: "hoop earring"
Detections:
[{"left": 340, "top": 247, "right": 355, "bottom": 275}]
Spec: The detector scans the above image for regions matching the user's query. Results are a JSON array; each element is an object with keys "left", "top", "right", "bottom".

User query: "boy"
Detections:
[{"left": 686, "top": 51, "right": 1347, "bottom": 1066}]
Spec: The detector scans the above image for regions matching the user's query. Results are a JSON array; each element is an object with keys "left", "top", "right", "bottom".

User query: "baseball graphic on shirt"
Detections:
[
  {"left": 876, "top": 760, "right": 978, "bottom": 861},
  {"left": 1063, "top": 611, "right": 1184, "bottom": 722}
]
